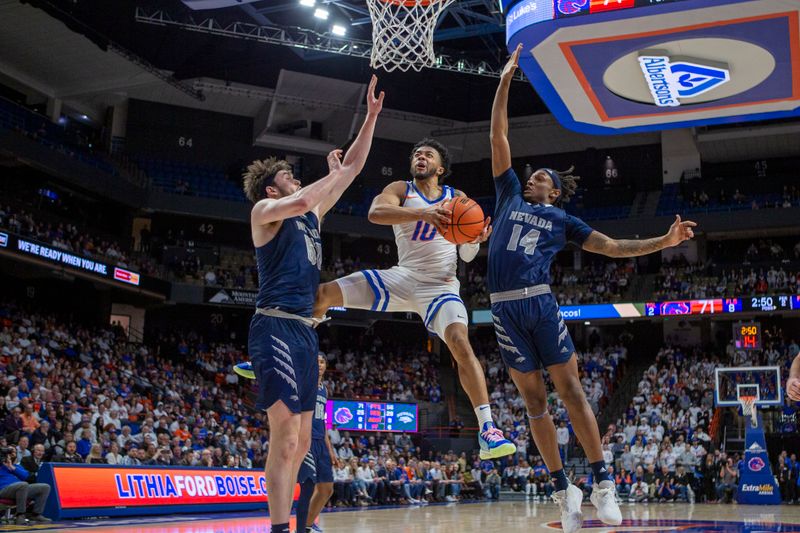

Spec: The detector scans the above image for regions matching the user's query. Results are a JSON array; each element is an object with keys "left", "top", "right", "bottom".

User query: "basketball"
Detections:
[{"left": 441, "top": 196, "right": 485, "bottom": 245}]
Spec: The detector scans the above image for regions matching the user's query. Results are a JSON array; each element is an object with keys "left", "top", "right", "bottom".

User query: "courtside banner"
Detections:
[{"left": 39, "top": 464, "right": 297, "bottom": 519}]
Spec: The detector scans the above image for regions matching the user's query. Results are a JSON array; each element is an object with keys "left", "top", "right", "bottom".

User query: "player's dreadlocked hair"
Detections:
[
  {"left": 411, "top": 138, "right": 452, "bottom": 180},
  {"left": 242, "top": 157, "right": 292, "bottom": 204},
  {"left": 553, "top": 166, "right": 580, "bottom": 207}
]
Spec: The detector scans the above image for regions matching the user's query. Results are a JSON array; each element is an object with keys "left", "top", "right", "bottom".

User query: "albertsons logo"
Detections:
[
  {"left": 638, "top": 50, "right": 730, "bottom": 107},
  {"left": 397, "top": 411, "right": 415, "bottom": 424}
]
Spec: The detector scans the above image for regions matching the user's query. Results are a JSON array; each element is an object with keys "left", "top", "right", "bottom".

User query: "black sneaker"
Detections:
[{"left": 28, "top": 514, "right": 53, "bottom": 523}]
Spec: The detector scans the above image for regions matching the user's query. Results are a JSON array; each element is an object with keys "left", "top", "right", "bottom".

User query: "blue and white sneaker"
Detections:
[
  {"left": 233, "top": 361, "right": 256, "bottom": 380},
  {"left": 478, "top": 423, "right": 516, "bottom": 460},
  {"left": 310, "top": 524, "right": 324, "bottom": 533}
]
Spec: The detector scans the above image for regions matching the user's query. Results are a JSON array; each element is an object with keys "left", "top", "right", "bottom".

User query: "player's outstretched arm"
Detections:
[
  {"left": 316, "top": 75, "right": 385, "bottom": 218},
  {"left": 787, "top": 353, "right": 800, "bottom": 401},
  {"left": 368, "top": 181, "right": 451, "bottom": 232},
  {"left": 491, "top": 44, "right": 522, "bottom": 177},
  {"left": 250, "top": 148, "right": 347, "bottom": 226},
  {"left": 582, "top": 214, "right": 697, "bottom": 258}
]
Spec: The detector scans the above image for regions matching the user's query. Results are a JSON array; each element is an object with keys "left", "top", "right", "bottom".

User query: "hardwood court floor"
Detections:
[{"left": 15, "top": 501, "right": 800, "bottom": 532}]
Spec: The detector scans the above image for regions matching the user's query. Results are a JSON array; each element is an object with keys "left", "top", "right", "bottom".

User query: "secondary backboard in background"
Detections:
[
  {"left": 714, "top": 366, "right": 782, "bottom": 407},
  {"left": 501, "top": 0, "right": 800, "bottom": 134}
]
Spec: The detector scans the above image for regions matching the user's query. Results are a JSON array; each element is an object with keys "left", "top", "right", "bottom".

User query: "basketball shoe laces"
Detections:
[
  {"left": 593, "top": 484, "right": 616, "bottom": 504},
  {"left": 481, "top": 426, "right": 506, "bottom": 444}
]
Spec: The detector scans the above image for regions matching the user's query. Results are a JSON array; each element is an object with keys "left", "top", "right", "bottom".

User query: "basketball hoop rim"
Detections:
[{"left": 739, "top": 395, "right": 757, "bottom": 411}]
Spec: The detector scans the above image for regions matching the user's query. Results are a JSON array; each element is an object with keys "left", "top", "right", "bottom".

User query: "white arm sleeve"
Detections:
[{"left": 458, "top": 243, "right": 480, "bottom": 263}]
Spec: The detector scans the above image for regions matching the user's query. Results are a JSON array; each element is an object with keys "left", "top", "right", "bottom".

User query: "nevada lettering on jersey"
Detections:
[
  {"left": 294, "top": 219, "right": 321, "bottom": 240},
  {"left": 508, "top": 210, "right": 553, "bottom": 231}
]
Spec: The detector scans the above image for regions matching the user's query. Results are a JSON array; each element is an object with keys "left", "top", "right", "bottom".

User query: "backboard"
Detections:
[
  {"left": 714, "top": 366, "right": 782, "bottom": 407},
  {"left": 501, "top": 0, "right": 800, "bottom": 134}
]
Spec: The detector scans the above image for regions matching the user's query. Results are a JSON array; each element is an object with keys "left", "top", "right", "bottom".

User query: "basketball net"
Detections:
[
  {"left": 366, "top": 0, "right": 455, "bottom": 72},
  {"left": 739, "top": 396, "right": 758, "bottom": 429}
]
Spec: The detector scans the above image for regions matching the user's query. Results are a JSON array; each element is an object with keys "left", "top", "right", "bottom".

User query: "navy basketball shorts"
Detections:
[
  {"left": 298, "top": 438, "right": 334, "bottom": 484},
  {"left": 248, "top": 313, "right": 319, "bottom": 413},
  {"left": 490, "top": 293, "right": 575, "bottom": 373}
]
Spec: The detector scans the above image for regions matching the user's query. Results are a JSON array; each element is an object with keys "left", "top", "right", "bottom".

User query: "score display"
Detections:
[
  {"left": 733, "top": 322, "right": 762, "bottom": 351},
  {"left": 744, "top": 295, "right": 793, "bottom": 312},
  {"left": 644, "top": 296, "right": 800, "bottom": 317},
  {"left": 645, "top": 299, "right": 726, "bottom": 316},
  {"left": 326, "top": 400, "right": 417, "bottom": 433}
]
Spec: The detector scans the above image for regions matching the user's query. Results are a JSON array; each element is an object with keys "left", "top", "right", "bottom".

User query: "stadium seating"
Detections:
[{"left": 135, "top": 157, "right": 246, "bottom": 202}]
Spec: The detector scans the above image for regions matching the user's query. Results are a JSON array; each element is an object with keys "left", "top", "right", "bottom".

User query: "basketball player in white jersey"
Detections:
[{"left": 313, "top": 138, "right": 516, "bottom": 459}]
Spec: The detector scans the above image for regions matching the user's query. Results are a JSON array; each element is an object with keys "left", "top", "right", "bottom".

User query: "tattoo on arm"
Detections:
[
  {"left": 584, "top": 231, "right": 666, "bottom": 258},
  {"left": 613, "top": 237, "right": 667, "bottom": 258}
]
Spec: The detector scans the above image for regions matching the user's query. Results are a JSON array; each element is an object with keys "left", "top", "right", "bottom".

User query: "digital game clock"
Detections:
[{"left": 733, "top": 322, "right": 761, "bottom": 351}]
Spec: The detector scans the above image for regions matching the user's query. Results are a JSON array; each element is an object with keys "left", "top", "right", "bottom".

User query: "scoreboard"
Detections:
[
  {"left": 326, "top": 400, "right": 418, "bottom": 433},
  {"left": 733, "top": 322, "right": 762, "bottom": 351},
  {"left": 644, "top": 296, "right": 799, "bottom": 316}
]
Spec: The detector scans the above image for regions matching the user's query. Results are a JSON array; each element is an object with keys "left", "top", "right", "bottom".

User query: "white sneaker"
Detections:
[
  {"left": 590, "top": 480, "right": 622, "bottom": 526},
  {"left": 552, "top": 484, "right": 583, "bottom": 533}
]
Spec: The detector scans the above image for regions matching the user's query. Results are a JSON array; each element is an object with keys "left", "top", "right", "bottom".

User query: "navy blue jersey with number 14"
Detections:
[{"left": 487, "top": 168, "right": 594, "bottom": 294}]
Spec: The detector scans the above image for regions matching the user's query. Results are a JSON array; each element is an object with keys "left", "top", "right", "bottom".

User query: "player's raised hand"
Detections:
[
  {"left": 327, "top": 149, "right": 343, "bottom": 173},
  {"left": 664, "top": 214, "right": 697, "bottom": 247},
  {"left": 470, "top": 216, "right": 493, "bottom": 244},
  {"left": 788, "top": 377, "right": 800, "bottom": 401},
  {"left": 420, "top": 200, "right": 452, "bottom": 233},
  {"left": 366, "top": 75, "right": 385, "bottom": 117},
  {"left": 502, "top": 43, "right": 523, "bottom": 80}
]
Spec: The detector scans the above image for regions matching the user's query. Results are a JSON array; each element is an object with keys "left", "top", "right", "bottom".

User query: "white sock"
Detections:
[{"left": 475, "top": 404, "right": 494, "bottom": 430}]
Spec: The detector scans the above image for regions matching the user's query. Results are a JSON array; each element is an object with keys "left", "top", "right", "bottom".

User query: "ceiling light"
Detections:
[
  {"left": 299, "top": 0, "right": 315, "bottom": 6},
  {"left": 314, "top": 8, "right": 329, "bottom": 19},
  {"left": 331, "top": 24, "right": 346, "bottom": 36}
]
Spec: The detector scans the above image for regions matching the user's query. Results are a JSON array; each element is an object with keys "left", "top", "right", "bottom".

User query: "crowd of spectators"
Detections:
[
  {"left": 0, "top": 303, "right": 269, "bottom": 473},
  {"left": 654, "top": 262, "right": 800, "bottom": 301},
  {"left": 322, "top": 431, "right": 495, "bottom": 506},
  {"left": 0, "top": 302, "right": 444, "bottom": 481},
  {"left": 0, "top": 309, "right": 457, "bottom": 519},
  {"left": 0, "top": 204, "right": 159, "bottom": 276},
  {"left": 323, "top": 342, "right": 441, "bottom": 403},
  {"left": 595, "top": 338, "right": 797, "bottom": 505},
  {"left": 464, "top": 338, "right": 629, "bottom": 499}
]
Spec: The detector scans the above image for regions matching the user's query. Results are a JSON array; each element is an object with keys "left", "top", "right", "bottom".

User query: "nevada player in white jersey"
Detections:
[{"left": 314, "top": 138, "right": 516, "bottom": 460}]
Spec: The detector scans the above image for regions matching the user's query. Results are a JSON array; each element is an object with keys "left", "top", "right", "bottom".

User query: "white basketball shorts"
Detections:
[{"left": 335, "top": 266, "right": 468, "bottom": 337}]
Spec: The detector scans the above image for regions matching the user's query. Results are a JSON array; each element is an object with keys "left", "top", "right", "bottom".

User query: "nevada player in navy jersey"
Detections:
[
  {"left": 295, "top": 354, "right": 336, "bottom": 533},
  {"left": 491, "top": 46, "right": 696, "bottom": 533},
  {"left": 242, "top": 75, "right": 383, "bottom": 533}
]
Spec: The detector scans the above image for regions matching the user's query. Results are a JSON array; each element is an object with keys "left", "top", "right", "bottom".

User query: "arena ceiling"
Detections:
[{"left": 14, "top": 0, "right": 545, "bottom": 121}]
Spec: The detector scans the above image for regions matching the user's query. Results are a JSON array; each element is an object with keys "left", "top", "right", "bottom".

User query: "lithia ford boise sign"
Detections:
[{"left": 637, "top": 50, "right": 730, "bottom": 107}]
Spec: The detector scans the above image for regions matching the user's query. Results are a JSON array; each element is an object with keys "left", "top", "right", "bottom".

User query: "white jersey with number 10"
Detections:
[{"left": 393, "top": 182, "right": 458, "bottom": 281}]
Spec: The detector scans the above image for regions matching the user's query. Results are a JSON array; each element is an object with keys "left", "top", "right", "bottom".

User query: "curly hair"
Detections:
[
  {"left": 411, "top": 138, "right": 451, "bottom": 180},
  {"left": 553, "top": 166, "right": 580, "bottom": 207},
  {"left": 242, "top": 157, "right": 292, "bottom": 204}
]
